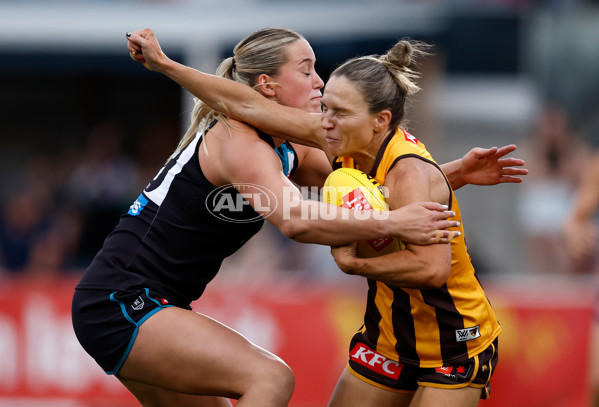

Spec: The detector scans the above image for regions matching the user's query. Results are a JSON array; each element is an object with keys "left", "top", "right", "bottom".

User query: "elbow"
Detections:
[
  {"left": 423, "top": 263, "right": 451, "bottom": 289},
  {"left": 278, "top": 218, "right": 309, "bottom": 241}
]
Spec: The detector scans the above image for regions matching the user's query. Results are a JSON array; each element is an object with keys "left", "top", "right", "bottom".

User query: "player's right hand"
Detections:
[
  {"left": 393, "top": 202, "right": 460, "bottom": 245},
  {"left": 126, "top": 28, "right": 169, "bottom": 72}
]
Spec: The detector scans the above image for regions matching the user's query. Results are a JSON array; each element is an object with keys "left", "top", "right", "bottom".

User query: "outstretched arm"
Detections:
[
  {"left": 216, "top": 122, "right": 460, "bottom": 246},
  {"left": 127, "top": 29, "right": 527, "bottom": 190},
  {"left": 440, "top": 144, "right": 528, "bottom": 190},
  {"left": 126, "top": 28, "right": 327, "bottom": 151}
]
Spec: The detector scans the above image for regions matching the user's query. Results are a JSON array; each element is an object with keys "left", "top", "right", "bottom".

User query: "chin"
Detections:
[
  {"left": 327, "top": 144, "right": 341, "bottom": 156},
  {"left": 309, "top": 101, "right": 323, "bottom": 113}
]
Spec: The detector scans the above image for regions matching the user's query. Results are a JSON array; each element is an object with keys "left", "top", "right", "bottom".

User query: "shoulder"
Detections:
[
  {"left": 376, "top": 130, "right": 429, "bottom": 174},
  {"left": 387, "top": 129, "right": 425, "bottom": 155},
  {"left": 210, "top": 119, "right": 282, "bottom": 181},
  {"left": 211, "top": 118, "right": 258, "bottom": 139},
  {"left": 386, "top": 131, "right": 439, "bottom": 181},
  {"left": 208, "top": 118, "right": 271, "bottom": 154}
]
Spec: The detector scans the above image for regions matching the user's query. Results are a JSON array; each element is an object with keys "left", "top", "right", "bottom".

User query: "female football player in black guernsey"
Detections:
[
  {"left": 72, "top": 28, "right": 462, "bottom": 407},
  {"left": 126, "top": 29, "right": 527, "bottom": 407}
]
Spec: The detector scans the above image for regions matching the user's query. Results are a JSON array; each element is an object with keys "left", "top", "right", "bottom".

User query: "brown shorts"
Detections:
[{"left": 348, "top": 335, "right": 499, "bottom": 399}]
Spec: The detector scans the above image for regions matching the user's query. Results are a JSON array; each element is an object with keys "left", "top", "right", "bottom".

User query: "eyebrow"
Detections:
[
  {"left": 297, "top": 57, "right": 313, "bottom": 66},
  {"left": 322, "top": 101, "right": 351, "bottom": 114}
]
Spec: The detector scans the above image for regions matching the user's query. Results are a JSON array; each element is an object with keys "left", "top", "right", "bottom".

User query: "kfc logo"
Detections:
[{"left": 350, "top": 343, "right": 403, "bottom": 379}]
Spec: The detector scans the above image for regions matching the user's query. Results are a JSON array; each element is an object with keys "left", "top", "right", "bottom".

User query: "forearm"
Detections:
[
  {"left": 129, "top": 29, "right": 325, "bottom": 148},
  {"left": 157, "top": 59, "right": 325, "bottom": 149},
  {"left": 281, "top": 201, "right": 392, "bottom": 245},
  {"left": 440, "top": 159, "right": 466, "bottom": 190},
  {"left": 342, "top": 247, "right": 449, "bottom": 289},
  {"left": 158, "top": 59, "right": 260, "bottom": 120}
]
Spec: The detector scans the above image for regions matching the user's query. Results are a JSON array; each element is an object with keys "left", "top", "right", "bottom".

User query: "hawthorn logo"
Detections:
[
  {"left": 455, "top": 325, "right": 481, "bottom": 342},
  {"left": 350, "top": 343, "right": 403, "bottom": 379}
]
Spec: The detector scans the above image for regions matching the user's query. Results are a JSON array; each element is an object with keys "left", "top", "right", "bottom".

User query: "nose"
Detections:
[
  {"left": 314, "top": 73, "right": 325, "bottom": 90},
  {"left": 321, "top": 111, "right": 333, "bottom": 129}
]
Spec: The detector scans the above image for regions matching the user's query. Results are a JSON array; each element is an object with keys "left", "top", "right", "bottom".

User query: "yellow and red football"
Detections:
[{"left": 323, "top": 168, "right": 403, "bottom": 258}]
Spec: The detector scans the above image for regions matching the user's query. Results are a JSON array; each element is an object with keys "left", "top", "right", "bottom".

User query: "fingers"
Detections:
[
  {"left": 131, "top": 50, "right": 145, "bottom": 62},
  {"left": 447, "top": 230, "right": 460, "bottom": 242},
  {"left": 476, "top": 146, "right": 498, "bottom": 158},
  {"left": 432, "top": 230, "right": 461, "bottom": 244},
  {"left": 498, "top": 176, "right": 523, "bottom": 184},
  {"left": 494, "top": 144, "right": 517, "bottom": 158},
  {"left": 497, "top": 166, "right": 528, "bottom": 183},
  {"left": 421, "top": 203, "right": 459, "bottom": 227},
  {"left": 125, "top": 29, "right": 154, "bottom": 62},
  {"left": 417, "top": 201, "right": 450, "bottom": 212},
  {"left": 498, "top": 157, "right": 525, "bottom": 167},
  {"left": 434, "top": 211, "right": 459, "bottom": 228},
  {"left": 501, "top": 167, "right": 528, "bottom": 176},
  {"left": 126, "top": 32, "right": 144, "bottom": 62}
]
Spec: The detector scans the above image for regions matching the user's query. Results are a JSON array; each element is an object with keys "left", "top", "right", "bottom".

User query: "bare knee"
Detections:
[
  {"left": 243, "top": 357, "right": 295, "bottom": 405},
  {"left": 260, "top": 358, "right": 295, "bottom": 400}
]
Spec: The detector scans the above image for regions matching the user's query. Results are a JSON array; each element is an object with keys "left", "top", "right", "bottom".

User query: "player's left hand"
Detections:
[
  {"left": 331, "top": 242, "right": 359, "bottom": 275},
  {"left": 461, "top": 144, "right": 528, "bottom": 186}
]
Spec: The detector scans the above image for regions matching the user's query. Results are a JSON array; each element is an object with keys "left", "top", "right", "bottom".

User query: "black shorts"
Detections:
[
  {"left": 348, "top": 334, "right": 499, "bottom": 399},
  {"left": 71, "top": 287, "right": 178, "bottom": 375}
]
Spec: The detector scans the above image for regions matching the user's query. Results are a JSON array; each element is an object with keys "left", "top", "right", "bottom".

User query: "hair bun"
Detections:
[{"left": 382, "top": 40, "right": 413, "bottom": 69}]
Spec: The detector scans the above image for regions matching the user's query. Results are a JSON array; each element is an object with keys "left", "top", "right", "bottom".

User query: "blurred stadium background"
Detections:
[{"left": 0, "top": 0, "right": 598, "bottom": 406}]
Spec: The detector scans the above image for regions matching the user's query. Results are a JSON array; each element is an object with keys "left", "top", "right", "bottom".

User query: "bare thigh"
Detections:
[
  {"left": 119, "top": 378, "right": 233, "bottom": 407},
  {"left": 410, "top": 385, "right": 482, "bottom": 407},
  {"left": 328, "top": 367, "right": 414, "bottom": 407},
  {"left": 117, "top": 307, "right": 295, "bottom": 405}
]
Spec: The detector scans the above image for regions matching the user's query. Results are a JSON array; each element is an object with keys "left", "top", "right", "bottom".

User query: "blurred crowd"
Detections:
[
  {"left": 516, "top": 103, "right": 599, "bottom": 276},
  {"left": 0, "top": 119, "right": 180, "bottom": 280},
  {"left": 0, "top": 115, "right": 341, "bottom": 282}
]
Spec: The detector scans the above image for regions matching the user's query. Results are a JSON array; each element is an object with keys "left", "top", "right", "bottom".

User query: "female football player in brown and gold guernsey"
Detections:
[
  {"left": 128, "top": 30, "right": 528, "bottom": 407},
  {"left": 319, "top": 46, "right": 501, "bottom": 406}
]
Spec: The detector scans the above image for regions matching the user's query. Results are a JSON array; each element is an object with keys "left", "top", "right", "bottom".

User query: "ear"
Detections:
[
  {"left": 256, "top": 73, "right": 277, "bottom": 98},
  {"left": 373, "top": 110, "right": 392, "bottom": 132}
]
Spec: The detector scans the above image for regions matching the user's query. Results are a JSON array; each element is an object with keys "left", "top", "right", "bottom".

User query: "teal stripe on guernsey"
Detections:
[{"left": 276, "top": 142, "right": 296, "bottom": 178}]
